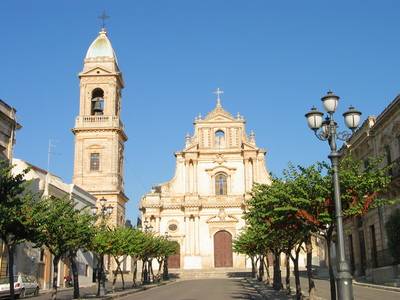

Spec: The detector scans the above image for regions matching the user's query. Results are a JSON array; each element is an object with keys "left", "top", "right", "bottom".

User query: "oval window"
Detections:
[{"left": 168, "top": 223, "right": 178, "bottom": 232}]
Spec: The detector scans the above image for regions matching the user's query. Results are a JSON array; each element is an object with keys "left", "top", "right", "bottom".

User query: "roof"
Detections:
[{"left": 85, "top": 29, "right": 118, "bottom": 62}]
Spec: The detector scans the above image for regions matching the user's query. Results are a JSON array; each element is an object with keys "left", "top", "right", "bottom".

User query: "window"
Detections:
[
  {"left": 91, "top": 88, "right": 104, "bottom": 115},
  {"left": 90, "top": 153, "right": 100, "bottom": 171},
  {"left": 215, "top": 173, "right": 227, "bottom": 195},
  {"left": 168, "top": 223, "right": 178, "bottom": 232},
  {"left": 385, "top": 145, "right": 392, "bottom": 164},
  {"left": 370, "top": 225, "right": 378, "bottom": 268},
  {"left": 384, "top": 145, "right": 392, "bottom": 176},
  {"left": 215, "top": 130, "right": 225, "bottom": 147},
  {"left": 39, "top": 249, "right": 45, "bottom": 262}
]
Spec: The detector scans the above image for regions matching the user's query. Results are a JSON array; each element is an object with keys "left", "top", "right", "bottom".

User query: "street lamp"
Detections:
[
  {"left": 305, "top": 91, "right": 362, "bottom": 300},
  {"left": 142, "top": 220, "right": 153, "bottom": 284},
  {"left": 92, "top": 197, "right": 113, "bottom": 297},
  {"left": 163, "top": 232, "right": 170, "bottom": 280}
]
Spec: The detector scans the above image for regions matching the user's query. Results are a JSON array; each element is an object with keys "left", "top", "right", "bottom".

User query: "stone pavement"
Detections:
[
  {"left": 32, "top": 280, "right": 175, "bottom": 300},
  {"left": 119, "top": 278, "right": 263, "bottom": 300},
  {"left": 246, "top": 275, "right": 400, "bottom": 300}
]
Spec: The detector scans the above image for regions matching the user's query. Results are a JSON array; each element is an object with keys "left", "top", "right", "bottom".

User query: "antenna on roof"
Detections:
[{"left": 47, "top": 139, "right": 59, "bottom": 174}]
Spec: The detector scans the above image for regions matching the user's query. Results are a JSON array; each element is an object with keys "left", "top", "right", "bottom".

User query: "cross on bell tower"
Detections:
[{"left": 98, "top": 10, "right": 110, "bottom": 30}]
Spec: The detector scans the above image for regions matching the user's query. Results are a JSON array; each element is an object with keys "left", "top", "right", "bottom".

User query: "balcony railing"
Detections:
[{"left": 74, "top": 115, "right": 124, "bottom": 130}]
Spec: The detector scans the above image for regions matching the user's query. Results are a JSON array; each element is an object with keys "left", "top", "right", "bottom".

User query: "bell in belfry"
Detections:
[{"left": 92, "top": 97, "right": 104, "bottom": 115}]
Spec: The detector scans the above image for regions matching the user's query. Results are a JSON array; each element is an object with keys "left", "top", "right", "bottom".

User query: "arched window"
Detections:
[
  {"left": 215, "top": 130, "right": 225, "bottom": 147},
  {"left": 215, "top": 173, "right": 227, "bottom": 195},
  {"left": 91, "top": 88, "right": 104, "bottom": 115}
]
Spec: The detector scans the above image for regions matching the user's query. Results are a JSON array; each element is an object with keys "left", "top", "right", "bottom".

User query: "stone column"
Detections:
[
  {"left": 185, "top": 217, "right": 190, "bottom": 254},
  {"left": 155, "top": 217, "right": 160, "bottom": 233},
  {"left": 190, "top": 217, "right": 195, "bottom": 255},
  {"left": 194, "top": 162, "right": 198, "bottom": 194},
  {"left": 185, "top": 163, "right": 189, "bottom": 193},
  {"left": 244, "top": 159, "right": 249, "bottom": 192},
  {"left": 195, "top": 216, "right": 200, "bottom": 255}
]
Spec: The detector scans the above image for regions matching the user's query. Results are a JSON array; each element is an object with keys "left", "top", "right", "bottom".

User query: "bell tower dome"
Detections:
[{"left": 72, "top": 29, "right": 128, "bottom": 226}]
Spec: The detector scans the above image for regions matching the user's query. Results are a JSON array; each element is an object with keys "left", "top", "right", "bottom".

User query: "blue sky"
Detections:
[{"left": 1, "top": 0, "right": 400, "bottom": 222}]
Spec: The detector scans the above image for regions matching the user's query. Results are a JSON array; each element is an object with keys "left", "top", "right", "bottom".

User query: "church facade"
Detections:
[{"left": 140, "top": 95, "right": 271, "bottom": 269}]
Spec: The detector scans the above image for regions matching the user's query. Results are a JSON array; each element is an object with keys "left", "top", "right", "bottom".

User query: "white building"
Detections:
[
  {"left": 140, "top": 94, "right": 272, "bottom": 270},
  {"left": 11, "top": 158, "right": 97, "bottom": 289}
]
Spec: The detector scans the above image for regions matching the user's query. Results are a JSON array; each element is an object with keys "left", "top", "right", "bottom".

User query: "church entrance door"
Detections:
[
  {"left": 168, "top": 242, "right": 180, "bottom": 269},
  {"left": 214, "top": 230, "right": 233, "bottom": 268}
]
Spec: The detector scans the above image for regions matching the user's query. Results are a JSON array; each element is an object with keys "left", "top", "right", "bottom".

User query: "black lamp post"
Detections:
[
  {"left": 163, "top": 231, "right": 169, "bottom": 280},
  {"left": 142, "top": 221, "right": 153, "bottom": 284},
  {"left": 91, "top": 197, "right": 113, "bottom": 297},
  {"left": 305, "top": 91, "right": 362, "bottom": 300}
]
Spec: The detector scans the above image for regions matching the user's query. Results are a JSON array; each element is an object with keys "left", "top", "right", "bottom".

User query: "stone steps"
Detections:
[{"left": 169, "top": 268, "right": 251, "bottom": 280}]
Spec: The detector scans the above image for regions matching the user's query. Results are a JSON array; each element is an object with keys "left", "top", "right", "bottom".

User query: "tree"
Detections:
[
  {"left": 0, "top": 160, "right": 36, "bottom": 300},
  {"left": 66, "top": 211, "right": 96, "bottom": 298},
  {"left": 27, "top": 196, "right": 95, "bottom": 300},
  {"left": 107, "top": 227, "right": 135, "bottom": 292},
  {"left": 385, "top": 209, "right": 400, "bottom": 263}
]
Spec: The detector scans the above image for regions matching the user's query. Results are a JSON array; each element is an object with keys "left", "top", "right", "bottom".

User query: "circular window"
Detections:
[{"left": 168, "top": 223, "right": 178, "bottom": 232}]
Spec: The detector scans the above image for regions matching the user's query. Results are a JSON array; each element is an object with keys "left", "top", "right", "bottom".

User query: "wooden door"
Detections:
[
  {"left": 214, "top": 230, "right": 233, "bottom": 268},
  {"left": 167, "top": 242, "right": 180, "bottom": 269}
]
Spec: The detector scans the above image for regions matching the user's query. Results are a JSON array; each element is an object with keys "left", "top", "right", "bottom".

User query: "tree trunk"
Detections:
[
  {"left": 141, "top": 260, "right": 145, "bottom": 283},
  {"left": 306, "top": 235, "right": 316, "bottom": 299},
  {"left": 258, "top": 255, "right": 265, "bottom": 282},
  {"left": 112, "top": 259, "right": 120, "bottom": 293},
  {"left": 52, "top": 255, "right": 61, "bottom": 300},
  {"left": 69, "top": 253, "right": 80, "bottom": 299},
  {"left": 117, "top": 263, "right": 125, "bottom": 290},
  {"left": 251, "top": 256, "right": 256, "bottom": 278},
  {"left": 7, "top": 244, "right": 15, "bottom": 300},
  {"left": 290, "top": 250, "right": 302, "bottom": 300},
  {"left": 157, "top": 258, "right": 163, "bottom": 279},
  {"left": 273, "top": 252, "right": 282, "bottom": 290},
  {"left": 149, "top": 260, "right": 154, "bottom": 282},
  {"left": 263, "top": 257, "right": 270, "bottom": 285},
  {"left": 285, "top": 253, "right": 291, "bottom": 293},
  {"left": 132, "top": 259, "right": 138, "bottom": 287},
  {"left": 326, "top": 236, "right": 337, "bottom": 300},
  {"left": 96, "top": 254, "right": 105, "bottom": 297}
]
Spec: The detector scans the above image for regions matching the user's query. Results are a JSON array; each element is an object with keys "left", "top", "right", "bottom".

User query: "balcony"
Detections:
[{"left": 74, "top": 115, "right": 124, "bottom": 130}]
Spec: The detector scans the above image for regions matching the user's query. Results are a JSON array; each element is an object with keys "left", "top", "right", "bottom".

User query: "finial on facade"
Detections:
[
  {"left": 213, "top": 88, "right": 224, "bottom": 108},
  {"left": 185, "top": 133, "right": 191, "bottom": 147},
  {"left": 98, "top": 10, "right": 110, "bottom": 32},
  {"left": 236, "top": 112, "right": 241, "bottom": 119},
  {"left": 250, "top": 130, "right": 256, "bottom": 144}
]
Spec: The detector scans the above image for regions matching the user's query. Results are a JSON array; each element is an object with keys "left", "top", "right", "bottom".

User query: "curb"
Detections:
[
  {"left": 38, "top": 280, "right": 176, "bottom": 299},
  {"left": 99, "top": 280, "right": 176, "bottom": 299},
  {"left": 353, "top": 280, "right": 400, "bottom": 293}
]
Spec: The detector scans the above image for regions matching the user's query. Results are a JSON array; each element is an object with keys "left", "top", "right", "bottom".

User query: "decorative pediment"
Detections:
[
  {"left": 205, "top": 164, "right": 236, "bottom": 175},
  {"left": 242, "top": 142, "right": 257, "bottom": 150},
  {"left": 206, "top": 209, "right": 238, "bottom": 223},
  {"left": 80, "top": 66, "right": 113, "bottom": 76},
  {"left": 204, "top": 106, "right": 235, "bottom": 122}
]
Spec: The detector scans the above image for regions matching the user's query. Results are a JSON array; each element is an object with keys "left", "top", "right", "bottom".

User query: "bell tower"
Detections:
[{"left": 72, "top": 29, "right": 128, "bottom": 226}]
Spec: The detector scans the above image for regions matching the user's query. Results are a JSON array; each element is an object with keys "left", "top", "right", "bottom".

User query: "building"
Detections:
[
  {"left": 72, "top": 28, "right": 128, "bottom": 227},
  {"left": 0, "top": 99, "right": 21, "bottom": 277},
  {"left": 140, "top": 94, "right": 272, "bottom": 270},
  {"left": 342, "top": 95, "right": 400, "bottom": 284},
  {"left": 11, "top": 158, "right": 97, "bottom": 290}
]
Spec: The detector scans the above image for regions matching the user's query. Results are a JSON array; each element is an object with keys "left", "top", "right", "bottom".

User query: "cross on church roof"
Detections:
[
  {"left": 98, "top": 10, "right": 110, "bottom": 30},
  {"left": 213, "top": 88, "right": 224, "bottom": 107}
]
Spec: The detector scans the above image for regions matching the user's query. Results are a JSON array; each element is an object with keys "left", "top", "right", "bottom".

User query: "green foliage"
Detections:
[
  {"left": 0, "top": 160, "right": 36, "bottom": 245},
  {"left": 385, "top": 209, "right": 400, "bottom": 263},
  {"left": 27, "top": 196, "right": 96, "bottom": 258}
]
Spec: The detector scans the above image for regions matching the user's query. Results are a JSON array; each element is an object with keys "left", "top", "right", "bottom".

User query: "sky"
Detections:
[{"left": 1, "top": 0, "right": 400, "bottom": 223}]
